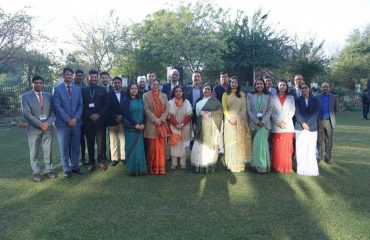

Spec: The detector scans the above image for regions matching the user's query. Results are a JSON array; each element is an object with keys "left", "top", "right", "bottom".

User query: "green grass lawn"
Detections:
[{"left": 0, "top": 111, "right": 369, "bottom": 240}]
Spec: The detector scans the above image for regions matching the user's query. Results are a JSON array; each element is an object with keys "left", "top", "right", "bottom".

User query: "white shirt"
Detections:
[{"left": 115, "top": 91, "right": 121, "bottom": 103}]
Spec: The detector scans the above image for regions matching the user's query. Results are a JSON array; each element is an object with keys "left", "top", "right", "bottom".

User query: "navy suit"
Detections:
[
  {"left": 161, "top": 82, "right": 186, "bottom": 100},
  {"left": 107, "top": 90, "right": 125, "bottom": 126},
  {"left": 294, "top": 96, "right": 319, "bottom": 131},
  {"left": 82, "top": 85, "right": 109, "bottom": 164},
  {"left": 53, "top": 83, "right": 83, "bottom": 172}
]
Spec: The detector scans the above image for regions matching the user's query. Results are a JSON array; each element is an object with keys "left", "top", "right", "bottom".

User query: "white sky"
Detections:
[{"left": 1, "top": 0, "right": 370, "bottom": 56}]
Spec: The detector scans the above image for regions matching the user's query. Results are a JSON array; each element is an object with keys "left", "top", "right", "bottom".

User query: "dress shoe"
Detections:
[
  {"left": 88, "top": 164, "right": 96, "bottom": 172},
  {"left": 326, "top": 159, "right": 334, "bottom": 165},
  {"left": 45, "top": 172, "right": 57, "bottom": 179},
  {"left": 72, "top": 168, "right": 83, "bottom": 175},
  {"left": 111, "top": 160, "right": 119, "bottom": 167},
  {"left": 99, "top": 163, "right": 108, "bottom": 171},
  {"left": 33, "top": 174, "right": 42, "bottom": 182},
  {"left": 81, "top": 159, "right": 89, "bottom": 165},
  {"left": 64, "top": 171, "right": 72, "bottom": 178}
]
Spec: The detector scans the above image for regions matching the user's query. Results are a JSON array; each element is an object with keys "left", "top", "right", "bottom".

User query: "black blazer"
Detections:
[
  {"left": 186, "top": 85, "right": 203, "bottom": 107},
  {"left": 82, "top": 85, "right": 109, "bottom": 126},
  {"left": 107, "top": 90, "right": 125, "bottom": 126},
  {"left": 162, "top": 82, "right": 186, "bottom": 100},
  {"left": 294, "top": 96, "right": 319, "bottom": 131}
]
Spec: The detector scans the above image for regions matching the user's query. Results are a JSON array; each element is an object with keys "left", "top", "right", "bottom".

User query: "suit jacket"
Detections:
[
  {"left": 21, "top": 91, "right": 55, "bottom": 134},
  {"left": 101, "top": 84, "right": 113, "bottom": 93},
  {"left": 143, "top": 91, "right": 169, "bottom": 139},
  {"left": 270, "top": 95, "right": 295, "bottom": 133},
  {"left": 186, "top": 85, "right": 203, "bottom": 107},
  {"left": 53, "top": 83, "right": 83, "bottom": 127},
  {"left": 316, "top": 93, "right": 338, "bottom": 128},
  {"left": 161, "top": 82, "right": 186, "bottom": 100},
  {"left": 294, "top": 96, "right": 319, "bottom": 131},
  {"left": 288, "top": 87, "right": 301, "bottom": 100},
  {"left": 247, "top": 93, "right": 273, "bottom": 131},
  {"left": 82, "top": 85, "right": 109, "bottom": 126},
  {"left": 107, "top": 90, "right": 125, "bottom": 126}
]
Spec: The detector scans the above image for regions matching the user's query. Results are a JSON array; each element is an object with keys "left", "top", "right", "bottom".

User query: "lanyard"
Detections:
[
  {"left": 89, "top": 87, "right": 96, "bottom": 103},
  {"left": 256, "top": 95, "right": 264, "bottom": 113}
]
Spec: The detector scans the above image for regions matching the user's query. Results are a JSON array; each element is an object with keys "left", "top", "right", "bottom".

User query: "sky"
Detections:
[{"left": 1, "top": 0, "right": 370, "bottom": 56}]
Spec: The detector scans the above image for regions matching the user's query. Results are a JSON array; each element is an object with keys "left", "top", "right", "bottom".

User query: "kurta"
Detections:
[
  {"left": 191, "top": 97, "right": 223, "bottom": 173},
  {"left": 222, "top": 91, "right": 252, "bottom": 172},
  {"left": 168, "top": 99, "right": 192, "bottom": 157}
]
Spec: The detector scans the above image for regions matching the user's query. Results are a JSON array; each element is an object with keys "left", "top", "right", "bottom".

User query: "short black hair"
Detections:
[
  {"left": 88, "top": 69, "right": 98, "bottom": 75},
  {"left": 63, "top": 67, "right": 74, "bottom": 74},
  {"left": 220, "top": 71, "right": 228, "bottom": 76},
  {"left": 32, "top": 75, "right": 44, "bottom": 83},
  {"left": 100, "top": 71, "right": 110, "bottom": 77},
  {"left": 75, "top": 69, "right": 84, "bottom": 74},
  {"left": 112, "top": 76, "right": 122, "bottom": 83},
  {"left": 203, "top": 83, "right": 213, "bottom": 93}
]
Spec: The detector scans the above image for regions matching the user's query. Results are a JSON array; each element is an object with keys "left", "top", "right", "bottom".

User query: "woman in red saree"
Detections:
[{"left": 143, "top": 79, "right": 170, "bottom": 175}]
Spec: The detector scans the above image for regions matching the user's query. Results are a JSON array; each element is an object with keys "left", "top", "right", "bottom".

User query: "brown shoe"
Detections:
[
  {"left": 99, "top": 163, "right": 107, "bottom": 171},
  {"left": 33, "top": 174, "right": 42, "bottom": 182},
  {"left": 88, "top": 164, "right": 96, "bottom": 172},
  {"left": 45, "top": 172, "right": 57, "bottom": 179}
]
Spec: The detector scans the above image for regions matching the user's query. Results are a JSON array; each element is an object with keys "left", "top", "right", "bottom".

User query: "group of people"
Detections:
[{"left": 21, "top": 67, "right": 337, "bottom": 182}]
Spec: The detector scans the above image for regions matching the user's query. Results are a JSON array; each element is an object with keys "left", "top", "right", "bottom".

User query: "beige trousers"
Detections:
[{"left": 108, "top": 123, "right": 125, "bottom": 161}]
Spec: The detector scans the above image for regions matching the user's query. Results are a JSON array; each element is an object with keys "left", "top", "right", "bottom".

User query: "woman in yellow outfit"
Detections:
[{"left": 222, "top": 76, "right": 253, "bottom": 172}]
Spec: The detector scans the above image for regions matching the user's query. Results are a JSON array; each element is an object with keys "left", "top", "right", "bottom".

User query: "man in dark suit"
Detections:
[
  {"left": 186, "top": 71, "right": 203, "bottom": 108},
  {"left": 100, "top": 71, "right": 113, "bottom": 93},
  {"left": 289, "top": 74, "right": 304, "bottom": 99},
  {"left": 21, "top": 75, "right": 56, "bottom": 182},
  {"left": 73, "top": 69, "right": 88, "bottom": 165},
  {"left": 53, "top": 67, "right": 84, "bottom": 178},
  {"left": 316, "top": 82, "right": 338, "bottom": 164},
  {"left": 212, "top": 72, "right": 229, "bottom": 102},
  {"left": 82, "top": 70, "right": 109, "bottom": 172},
  {"left": 107, "top": 77, "right": 125, "bottom": 166},
  {"left": 162, "top": 69, "right": 185, "bottom": 99}
]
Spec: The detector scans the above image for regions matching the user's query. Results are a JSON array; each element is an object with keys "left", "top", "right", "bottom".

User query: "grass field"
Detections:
[{"left": 0, "top": 111, "right": 369, "bottom": 240}]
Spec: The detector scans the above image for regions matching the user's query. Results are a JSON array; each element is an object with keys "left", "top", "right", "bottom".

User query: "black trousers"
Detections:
[
  {"left": 318, "top": 120, "right": 333, "bottom": 162},
  {"left": 363, "top": 104, "right": 369, "bottom": 118},
  {"left": 85, "top": 124, "right": 107, "bottom": 164},
  {"left": 80, "top": 125, "right": 86, "bottom": 160}
]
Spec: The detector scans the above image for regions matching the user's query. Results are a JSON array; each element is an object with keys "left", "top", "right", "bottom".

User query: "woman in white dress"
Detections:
[
  {"left": 294, "top": 82, "right": 320, "bottom": 176},
  {"left": 191, "top": 84, "right": 223, "bottom": 173}
]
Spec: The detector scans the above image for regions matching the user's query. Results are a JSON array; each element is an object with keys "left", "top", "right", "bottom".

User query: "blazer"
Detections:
[
  {"left": 270, "top": 95, "right": 295, "bottom": 133},
  {"left": 82, "top": 85, "right": 109, "bottom": 126},
  {"left": 161, "top": 82, "right": 186, "bottom": 100},
  {"left": 247, "top": 93, "right": 273, "bottom": 131},
  {"left": 143, "top": 91, "right": 169, "bottom": 139},
  {"left": 288, "top": 87, "right": 301, "bottom": 100},
  {"left": 21, "top": 91, "right": 55, "bottom": 134},
  {"left": 294, "top": 96, "right": 319, "bottom": 131},
  {"left": 186, "top": 85, "right": 203, "bottom": 107},
  {"left": 53, "top": 83, "right": 83, "bottom": 127},
  {"left": 316, "top": 93, "right": 338, "bottom": 128},
  {"left": 107, "top": 90, "right": 125, "bottom": 126}
]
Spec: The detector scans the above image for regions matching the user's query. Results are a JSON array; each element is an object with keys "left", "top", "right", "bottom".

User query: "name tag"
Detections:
[
  {"left": 39, "top": 114, "right": 47, "bottom": 121},
  {"left": 89, "top": 103, "right": 95, "bottom": 108},
  {"left": 257, "top": 112, "right": 263, "bottom": 118}
]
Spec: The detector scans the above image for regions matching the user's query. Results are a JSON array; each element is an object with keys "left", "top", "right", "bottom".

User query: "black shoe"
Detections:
[
  {"left": 33, "top": 174, "right": 42, "bottom": 182},
  {"left": 326, "top": 159, "right": 333, "bottom": 165},
  {"left": 111, "top": 160, "right": 119, "bottom": 167},
  {"left": 81, "top": 159, "right": 89, "bottom": 165},
  {"left": 72, "top": 168, "right": 83, "bottom": 175},
  {"left": 88, "top": 164, "right": 96, "bottom": 172},
  {"left": 64, "top": 171, "right": 72, "bottom": 178}
]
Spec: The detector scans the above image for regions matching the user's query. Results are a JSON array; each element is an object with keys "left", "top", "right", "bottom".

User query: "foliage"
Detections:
[{"left": 331, "top": 25, "right": 370, "bottom": 88}]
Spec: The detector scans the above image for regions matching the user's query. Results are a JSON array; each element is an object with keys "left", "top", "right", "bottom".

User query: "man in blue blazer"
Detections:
[
  {"left": 53, "top": 67, "right": 84, "bottom": 178},
  {"left": 162, "top": 69, "right": 186, "bottom": 99},
  {"left": 21, "top": 75, "right": 56, "bottom": 182}
]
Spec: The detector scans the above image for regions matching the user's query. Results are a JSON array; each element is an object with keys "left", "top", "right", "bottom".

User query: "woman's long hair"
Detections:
[
  {"left": 170, "top": 85, "right": 186, "bottom": 101},
  {"left": 226, "top": 76, "right": 241, "bottom": 98}
]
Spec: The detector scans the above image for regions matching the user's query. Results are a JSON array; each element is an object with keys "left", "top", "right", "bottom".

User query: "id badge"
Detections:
[
  {"left": 39, "top": 114, "right": 47, "bottom": 121},
  {"left": 89, "top": 103, "right": 95, "bottom": 108},
  {"left": 257, "top": 112, "right": 263, "bottom": 118}
]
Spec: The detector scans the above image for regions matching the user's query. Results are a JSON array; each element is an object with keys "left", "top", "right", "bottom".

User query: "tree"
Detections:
[
  {"left": 219, "top": 9, "right": 289, "bottom": 86},
  {"left": 71, "top": 10, "right": 129, "bottom": 72},
  {"left": 331, "top": 25, "right": 370, "bottom": 88},
  {"left": 0, "top": 8, "right": 34, "bottom": 66}
]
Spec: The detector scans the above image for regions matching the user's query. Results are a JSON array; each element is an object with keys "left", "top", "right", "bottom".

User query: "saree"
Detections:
[
  {"left": 251, "top": 127, "right": 271, "bottom": 173},
  {"left": 191, "top": 97, "right": 223, "bottom": 173},
  {"left": 295, "top": 130, "right": 319, "bottom": 176},
  {"left": 222, "top": 92, "right": 252, "bottom": 172},
  {"left": 271, "top": 133, "right": 294, "bottom": 173},
  {"left": 124, "top": 99, "right": 147, "bottom": 176}
]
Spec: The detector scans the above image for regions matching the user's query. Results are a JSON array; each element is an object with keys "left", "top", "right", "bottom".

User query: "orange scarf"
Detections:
[{"left": 175, "top": 98, "right": 184, "bottom": 107}]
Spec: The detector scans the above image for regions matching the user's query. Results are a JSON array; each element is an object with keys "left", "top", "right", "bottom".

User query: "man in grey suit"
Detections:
[
  {"left": 317, "top": 82, "right": 338, "bottom": 164},
  {"left": 21, "top": 75, "right": 56, "bottom": 182},
  {"left": 53, "top": 67, "right": 84, "bottom": 178}
]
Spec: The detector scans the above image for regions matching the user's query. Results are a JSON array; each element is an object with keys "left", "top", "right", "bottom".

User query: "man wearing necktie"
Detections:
[
  {"left": 53, "top": 67, "right": 84, "bottom": 178},
  {"left": 21, "top": 75, "right": 56, "bottom": 182},
  {"left": 289, "top": 74, "right": 304, "bottom": 99},
  {"left": 82, "top": 70, "right": 110, "bottom": 172}
]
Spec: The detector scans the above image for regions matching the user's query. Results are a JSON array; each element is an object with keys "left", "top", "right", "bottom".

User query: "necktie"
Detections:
[
  {"left": 67, "top": 85, "right": 72, "bottom": 97},
  {"left": 37, "top": 93, "right": 43, "bottom": 109}
]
